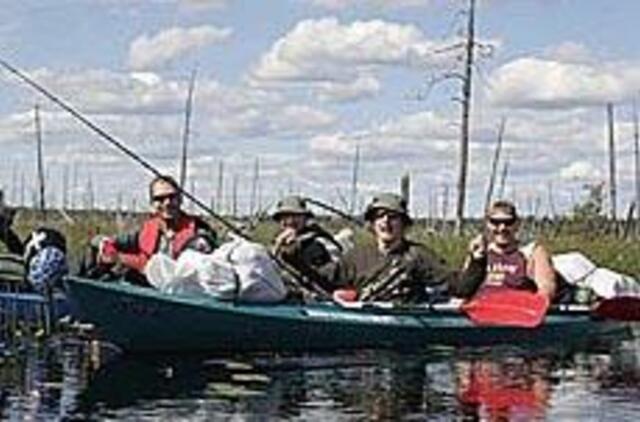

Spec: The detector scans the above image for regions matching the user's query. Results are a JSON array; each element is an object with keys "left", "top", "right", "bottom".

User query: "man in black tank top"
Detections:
[{"left": 451, "top": 200, "right": 557, "bottom": 300}]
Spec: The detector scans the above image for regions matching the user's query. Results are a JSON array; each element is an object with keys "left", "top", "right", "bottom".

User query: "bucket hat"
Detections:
[
  {"left": 273, "top": 196, "right": 313, "bottom": 221},
  {"left": 364, "top": 193, "right": 411, "bottom": 224}
]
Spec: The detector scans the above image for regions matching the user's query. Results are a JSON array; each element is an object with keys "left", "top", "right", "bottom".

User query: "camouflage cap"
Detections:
[
  {"left": 364, "top": 192, "right": 411, "bottom": 224},
  {"left": 272, "top": 196, "right": 313, "bottom": 220}
]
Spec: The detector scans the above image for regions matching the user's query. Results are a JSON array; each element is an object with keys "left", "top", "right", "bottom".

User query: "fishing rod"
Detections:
[
  {"left": 0, "top": 58, "right": 245, "bottom": 238},
  {"left": 303, "top": 197, "right": 365, "bottom": 227},
  {"left": 0, "top": 58, "right": 323, "bottom": 298}
]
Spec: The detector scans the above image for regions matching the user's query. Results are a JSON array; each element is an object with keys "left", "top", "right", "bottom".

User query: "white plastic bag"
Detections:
[
  {"left": 144, "top": 238, "right": 287, "bottom": 303},
  {"left": 552, "top": 252, "right": 597, "bottom": 284},
  {"left": 551, "top": 251, "right": 640, "bottom": 299},
  {"left": 213, "top": 237, "right": 287, "bottom": 303}
]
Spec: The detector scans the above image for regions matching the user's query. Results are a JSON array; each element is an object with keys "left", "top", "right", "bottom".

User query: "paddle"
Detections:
[
  {"left": 592, "top": 296, "right": 640, "bottom": 321},
  {"left": 461, "top": 288, "right": 550, "bottom": 328}
]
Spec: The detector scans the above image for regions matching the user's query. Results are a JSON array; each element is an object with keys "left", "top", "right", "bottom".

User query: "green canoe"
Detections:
[{"left": 64, "top": 276, "right": 632, "bottom": 353}]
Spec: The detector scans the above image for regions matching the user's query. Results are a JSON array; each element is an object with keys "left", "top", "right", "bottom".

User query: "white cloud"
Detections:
[
  {"left": 315, "top": 75, "right": 381, "bottom": 102},
  {"left": 488, "top": 57, "right": 640, "bottom": 109},
  {"left": 179, "top": 0, "right": 227, "bottom": 9},
  {"left": 542, "top": 41, "right": 594, "bottom": 64},
  {"left": 128, "top": 25, "right": 232, "bottom": 70},
  {"left": 300, "top": 0, "right": 431, "bottom": 10},
  {"left": 250, "top": 17, "right": 460, "bottom": 102},
  {"left": 559, "top": 161, "right": 602, "bottom": 181}
]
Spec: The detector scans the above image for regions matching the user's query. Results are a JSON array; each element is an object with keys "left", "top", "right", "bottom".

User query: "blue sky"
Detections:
[{"left": 1, "top": 0, "right": 640, "bottom": 219}]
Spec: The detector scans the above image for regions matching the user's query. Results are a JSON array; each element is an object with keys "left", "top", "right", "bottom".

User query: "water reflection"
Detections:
[{"left": 2, "top": 336, "right": 640, "bottom": 420}]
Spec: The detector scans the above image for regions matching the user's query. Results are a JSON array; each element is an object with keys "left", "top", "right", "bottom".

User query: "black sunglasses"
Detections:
[
  {"left": 152, "top": 192, "right": 179, "bottom": 202},
  {"left": 373, "top": 210, "right": 403, "bottom": 220},
  {"left": 488, "top": 217, "right": 516, "bottom": 227}
]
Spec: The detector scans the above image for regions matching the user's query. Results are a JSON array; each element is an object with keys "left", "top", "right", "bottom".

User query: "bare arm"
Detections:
[{"left": 529, "top": 244, "right": 556, "bottom": 299}]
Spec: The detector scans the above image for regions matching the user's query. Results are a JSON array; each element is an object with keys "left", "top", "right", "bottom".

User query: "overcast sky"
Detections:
[{"left": 1, "top": 0, "right": 639, "bottom": 218}]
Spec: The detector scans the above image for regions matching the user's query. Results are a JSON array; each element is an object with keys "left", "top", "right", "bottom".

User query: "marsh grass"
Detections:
[{"left": 2, "top": 208, "right": 640, "bottom": 278}]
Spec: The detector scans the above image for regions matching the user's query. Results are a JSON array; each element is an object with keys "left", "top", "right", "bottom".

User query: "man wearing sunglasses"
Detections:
[
  {"left": 339, "top": 192, "right": 452, "bottom": 303},
  {"left": 96, "top": 175, "right": 217, "bottom": 284},
  {"left": 451, "top": 200, "right": 557, "bottom": 300}
]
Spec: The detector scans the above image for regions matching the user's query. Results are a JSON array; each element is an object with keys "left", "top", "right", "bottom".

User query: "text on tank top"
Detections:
[{"left": 485, "top": 248, "right": 530, "bottom": 289}]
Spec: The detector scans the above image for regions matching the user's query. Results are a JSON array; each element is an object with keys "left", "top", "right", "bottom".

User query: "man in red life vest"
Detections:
[
  {"left": 451, "top": 200, "right": 557, "bottom": 301},
  {"left": 97, "top": 175, "right": 217, "bottom": 284}
]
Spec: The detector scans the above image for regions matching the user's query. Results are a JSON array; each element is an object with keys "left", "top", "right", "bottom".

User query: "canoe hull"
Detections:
[{"left": 65, "top": 277, "right": 632, "bottom": 353}]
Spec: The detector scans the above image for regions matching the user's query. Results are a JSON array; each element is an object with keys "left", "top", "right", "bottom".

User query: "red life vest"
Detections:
[{"left": 119, "top": 214, "right": 197, "bottom": 272}]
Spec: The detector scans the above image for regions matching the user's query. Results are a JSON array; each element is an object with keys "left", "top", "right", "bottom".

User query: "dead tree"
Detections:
[
  {"left": 484, "top": 117, "right": 506, "bottom": 212},
  {"left": 34, "top": 104, "right": 46, "bottom": 216},
  {"left": 606, "top": 102, "right": 617, "bottom": 220},
  {"left": 179, "top": 69, "right": 197, "bottom": 189}
]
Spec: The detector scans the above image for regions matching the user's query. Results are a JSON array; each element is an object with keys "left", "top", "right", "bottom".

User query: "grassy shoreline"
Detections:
[{"left": 3, "top": 207, "right": 640, "bottom": 278}]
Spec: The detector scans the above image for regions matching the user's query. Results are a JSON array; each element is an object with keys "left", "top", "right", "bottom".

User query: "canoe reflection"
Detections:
[
  {"left": 455, "top": 354, "right": 552, "bottom": 421},
  {"left": 4, "top": 336, "right": 640, "bottom": 420}
]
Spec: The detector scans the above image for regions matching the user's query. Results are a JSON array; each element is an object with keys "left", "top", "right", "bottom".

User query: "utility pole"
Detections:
[
  {"left": 455, "top": 0, "right": 476, "bottom": 233},
  {"left": 34, "top": 104, "right": 46, "bottom": 216},
  {"left": 179, "top": 69, "right": 197, "bottom": 189},
  {"left": 484, "top": 117, "right": 506, "bottom": 212},
  {"left": 606, "top": 102, "right": 617, "bottom": 220}
]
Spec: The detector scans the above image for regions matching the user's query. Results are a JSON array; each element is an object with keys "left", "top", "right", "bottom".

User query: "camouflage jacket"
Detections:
[
  {"left": 340, "top": 239, "right": 451, "bottom": 304},
  {"left": 273, "top": 223, "right": 342, "bottom": 295}
]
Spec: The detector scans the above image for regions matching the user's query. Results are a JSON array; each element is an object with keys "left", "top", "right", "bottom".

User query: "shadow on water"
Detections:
[{"left": 2, "top": 333, "right": 640, "bottom": 420}]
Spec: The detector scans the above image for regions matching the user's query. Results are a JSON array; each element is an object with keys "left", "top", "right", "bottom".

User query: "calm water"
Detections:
[{"left": 2, "top": 333, "right": 640, "bottom": 421}]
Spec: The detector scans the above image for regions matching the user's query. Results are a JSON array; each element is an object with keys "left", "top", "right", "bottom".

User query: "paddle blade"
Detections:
[
  {"left": 593, "top": 296, "right": 640, "bottom": 321},
  {"left": 462, "top": 289, "right": 550, "bottom": 328}
]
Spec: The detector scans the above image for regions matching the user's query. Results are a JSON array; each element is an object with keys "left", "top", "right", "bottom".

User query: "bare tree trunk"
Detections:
[
  {"left": 455, "top": 0, "right": 476, "bottom": 234},
  {"left": 607, "top": 102, "right": 617, "bottom": 220},
  {"left": 232, "top": 174, "right": 238, "bottom": 218},
  {"left": 400, "top": 172, "right": 410, "bottom": 205},
  {"left": 350, "top": 144, "right": 360, "bottom": 215},
  {"left": 216, "top": 160, "right": 224, "bottom": 214},
  {"left": 179, "top": 69, "right": 197, "bottom": 189},
  {"left": 547, "top": 180, "right": 556, "bottom": 219},
  {"left": 34, "top": 104, "right": 46, "bottom": 217},
  {"left": 484, "top": 117, "right": 506, "bottom": 212},
  {"left": 249, "top": 157, "right": 259, "bottom": 216},
  {"left": 633, "top": 99, "right": 640, "bottom": 236},
  {"left": 497, "top": 159, "right": 509, "bottom": 199}
]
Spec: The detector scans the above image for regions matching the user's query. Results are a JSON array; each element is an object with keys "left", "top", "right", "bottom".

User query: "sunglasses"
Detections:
[
  {"left": 374, "top": 210, "right": 403, "bottom": 221},
  {"left": 152, "top": 192, "right": 179, "bottom": 203},
  {"left": 488, "top": 217, "right": 517, "bottom": 227}
]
